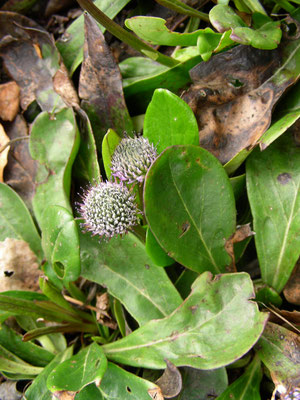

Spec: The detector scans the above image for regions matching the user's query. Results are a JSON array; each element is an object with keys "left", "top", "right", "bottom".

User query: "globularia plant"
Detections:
[{"left": 0, "top": 0, "right": 299, "bottom": 399}]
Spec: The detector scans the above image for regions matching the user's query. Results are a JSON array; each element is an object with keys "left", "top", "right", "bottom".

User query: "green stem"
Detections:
[
  {"left": 76, "top": 0, "right": 179, "bottom": 68},
  {"left": 155, "top": 0, "right": 209, "bottom": 22}
]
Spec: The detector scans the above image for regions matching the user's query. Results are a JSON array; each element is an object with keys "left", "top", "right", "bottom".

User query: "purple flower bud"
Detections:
[
  {"left": 78, "top": 181, "right": 139, "bottom": 239},
  {"left": 111, "top": 136, "right": 157, "bottom": 183}
]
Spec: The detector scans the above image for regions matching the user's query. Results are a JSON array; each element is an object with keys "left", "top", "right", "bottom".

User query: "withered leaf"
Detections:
[
  {"left": 182, "top": 40, "right": 300, "bottom": 163},
  {"left": 0, "top": 238, "right": 42, "bottom": 292},
  {"left": 148, "top": 387, "right": 164, "bottom": 400},
  {"left": 0, "top": 81, "right": 20, "bottom": 121},
  {"left": 0, "top": 123, "right": 10, "bottom": 182},
  {"left": 0, "top": 11, "right": 78, "bottom": 112},
  {"left": 78, "top": 14, "right": 133, "bottom": 148},
  {"left": 53, "top": 391, "right": 77, "bottom": 400},
  {"left": 155, "top": 360, "right": 182, "bottom": 399},
  {"left": 4, "top": 115, "right": 37, "bottom": 212},
  {"left": 225, "top": 223, "right": 255, "bottom": 271},
  {"left": 284, "top": 259, "right": 300, "bottom": 306}
]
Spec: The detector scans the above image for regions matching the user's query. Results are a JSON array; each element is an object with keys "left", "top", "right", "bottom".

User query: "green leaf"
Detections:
[
  {"left": 102, "top": 128, "right": 122, "bottom": 179},
  {"left": 246, "top": 133, "right": 300, "bottom": 292},
  {"left": 144, "top": 145, "right": 236, "bottom": 274},
  {"left": 144, "top": 90, "right": 199, "bottom": 154},
  {"left": 80, "top": 231, "right": 182, "bottom": 325},
  {"left": 0, "top": 324, "right": 53, "bottom": 367},
  {"left": 56, "top": 0, "right": 131, "bottom": 74},
  {"left": 124, "top": 55, "right": 202, "bottom": 114},
  {"left": 125, "top": 16, "right": 205, "bottom": 46},
  {"left": 0, "top": 183, "right": 43, "bottom": 261},
  {"left": 255, "top": 323, "right": 300, "bottom": 390},
  {"left": 76, "top": 362, "right": 159, "bottom": 400},
  {"left": 145, "top": 227, "right": 174, "bottom": 267},
  {"left": 73, "top": 109, "right": 101, "bottom": 183},
  {"left": 0, "top": 294, "right": 79, "bottom": 324},
  {"left": 0, "top": 344, "right": 43, "bottom": 375},
  {"left": 29, "top": 108, "right": 80, "bottom": 226},
  {"left": 210, "top": 5, "right": 281, "bottom": 49},
  {"left": 197, "top": 29, "right": 234, "bottom": 61},
  {"left": 102, "top": 272, "right": 268, "bottom": 369},
  {"left": 215, "top": 356, "right": 262, "bottom": 399},
  {"left": 41, "top": 206, "right": 80, "bottom": 283},
  {"left": 25, "top": 347, "right": 73, "bottom": 400},
  {"left": 175, "top": 367, "right": 228, "bottom": 399},
  {"left": 47, "top": 343, "right": 107, "bottom": 393},
  {"left": 119, "top": 57, "right": 168, "bottom": 84}
]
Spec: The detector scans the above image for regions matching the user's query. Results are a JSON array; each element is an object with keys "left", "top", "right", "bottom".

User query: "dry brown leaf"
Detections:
[
  {"left": 53, "top": 391, "right": 77, "bottom": 400},
  {"left": 0, "top": 123, "right": 10, "bottom": 182},
  {"left": 225, "top": 223, "right": 255, "bottom": 271},
  {"left": 0, "top": 12, "right": 78, "bottom": 112},
  {"left": 182, "top": 44, "right": 299, "bottom": 163},
  {"left": 148, "top": 387, "right": 164, "bottom": 400},
  {"left": 0, "top": 238, "right": 42, "bottom": 291},
  {"left": 3, "top": 115, "right": 36, "bottom": 211},
  {"left": 0, "top": 81, "right": 20, "bottom": 121},
  {"left": 78, "top": 14, "right": 132, "bottom": 148},
  {"left": 284, "top": 260, "right": 300, "bottom": 306},
  {"left": 155, "top": 360, "right": 182, "bottom": 398}
]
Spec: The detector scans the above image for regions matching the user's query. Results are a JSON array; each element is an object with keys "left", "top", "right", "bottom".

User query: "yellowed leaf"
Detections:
[
  {"left": 0, "top": 81, "right": 20, "bottom": 121},
  {"left": 148, "top": 387, "right": 164, "bottom": 400},
  {"left": 0, "top": 123, "right": 10, "bottom": 182}
]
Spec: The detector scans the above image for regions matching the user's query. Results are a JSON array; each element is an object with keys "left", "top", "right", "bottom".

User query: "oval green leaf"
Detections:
[
  {"left": 29, "top": 108, "right": 80, "bottom": 227},
  {"left": 41, "top": 205, "right": 80, "bottom": 283},
  {"left": 144, "top": 145, "right": 236, "bottom": 274},
  {"left": 76, "top": 362, "right": 159, "bottom": 400},
  {"left": 47, "top": 343, "right": 107, "bottom": 393},
  {"left": 103, "top": 272, "right": 268, "bottom": 370},
  {"left": 80, "top": 230, "right": 182, "bottom": 326},
  {"left": 0, "top": 183, "right": 43, "bottom": 261},
  {"left": 246, "top": 133, "right": 300, "bottom": 292},
  {"left": 143, "top": 89, "right": 199, "bottom": 153}
]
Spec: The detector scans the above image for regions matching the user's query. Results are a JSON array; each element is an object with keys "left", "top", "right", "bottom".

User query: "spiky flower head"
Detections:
[
  {"left": 282, "top": 388, "right": 300, "bottom": 400},
  {"left": 111, "top": 136, "right": 158, "bottom": 183},
  {"left": 79, "top": 181, "right": 139, "bottom": 240}
]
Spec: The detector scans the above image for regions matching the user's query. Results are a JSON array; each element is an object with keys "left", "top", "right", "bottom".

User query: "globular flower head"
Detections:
[
  {"left": 111, "top": 136, "right": 158, "bottom": 183},
  {"left": 282, "top": 388, "right": 300, "bottom": 400},
  {"left": 79, "top": 181, "right": 139, "bottom": 240}
]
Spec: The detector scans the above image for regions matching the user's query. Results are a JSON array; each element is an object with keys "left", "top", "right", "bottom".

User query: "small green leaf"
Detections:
[
  {"left": 47, "top": 343, "right": 107, "bottom": 393},
  {"left": 102, "top": 128, "right": 122, "bottom": 179},
  {"left": 29, "top": 108, "right": 80, "bottom": 226},
  {"left": 215, "top": 356, "right": 262, "bottom": 399},
  {"left": 73, "top": 109, "right": 101, "bottom": 183},
  {"left": 125, "top": 16, "right": 204, "bottom": 46},
  {"left": 144, "top": 90, "right": 199, "bottom": 154},
  {"left": 25, "top": 347, "right": 73, "bottom": 400},
  {"left": 57, "top": 0, "right": 131, "bottom": 74},
  {"left": 0, "top": 344, "right": 43, "bottom": 375},
  {"left": 80, "top": 230, "right": 182, "bottom": 325},
  {"left": 124, "top": 56, "right": 201, "bottom": 114},
  {"left": 0, "top": 183, "right": 43, "bottom": 261},
  {"left": 210, "top": 5, "right": 281, "bottom": 49},
  {"left": 246, "top": 133, "right": 300, "bottom": 292},
  {"left": 119, "top": 57, "right": 168, "bottom": 84},
  {"left": 256, "top": 323, "right": 300, "bottom": 390},
  {"left": 144, "top": 145, "right": 236, "bottom": 274},
  {"left": 0, "top": 324, "right": 54, "bottom": 367},
  {"left": 41, "top": 206, "right": 80, "bottom": 283},
  {"left": 197, "top": 29, "right": 234, "bottom": 61},
  {"left": 103, "top": 272, "right": 268, "bottom": 370},
  {"left": 76, "top": 362, "right": 159, "bottom": 400}
]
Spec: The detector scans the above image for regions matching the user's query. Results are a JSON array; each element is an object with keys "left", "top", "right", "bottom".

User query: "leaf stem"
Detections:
[{"left": 76, "top": 0, "right": 179, "bottom": 68}]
